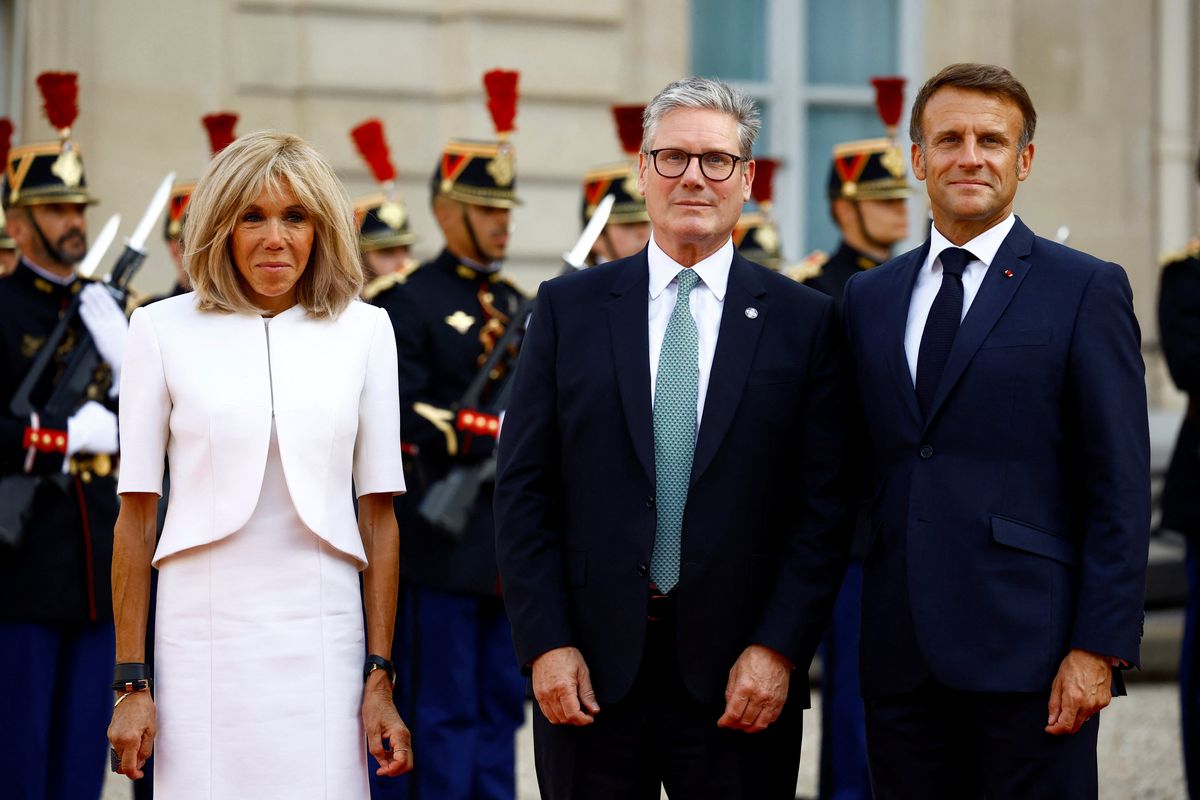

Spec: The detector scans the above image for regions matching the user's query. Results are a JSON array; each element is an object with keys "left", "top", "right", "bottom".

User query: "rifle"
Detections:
[
  {"left": 417, "top": 194, "right": 615, "bottom": 540},
  {"left": 10, "top": 173, "right": 174, "bottom": 420}
]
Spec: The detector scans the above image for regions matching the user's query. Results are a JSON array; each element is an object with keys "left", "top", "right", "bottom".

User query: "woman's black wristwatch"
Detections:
[
  {"left": 363, "top": 654, "right": 396, "bottom": 686},
  {"left": 112, "top": 662, "right": 153, "bottom": 694}
]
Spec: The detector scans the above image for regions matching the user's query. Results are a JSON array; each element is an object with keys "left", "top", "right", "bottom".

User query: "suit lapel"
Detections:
[
  {"left": 923, "top": 218, "right": 1035, "bottom": 427},
  {"left": 606, "top": 253, "right": 655, "bottom": 484},
  {"left": 690, "top": 254, "right": 766, "bottom": 487},
  {"left": 885, "top": 243, "right": 928, "bottom": 429}
]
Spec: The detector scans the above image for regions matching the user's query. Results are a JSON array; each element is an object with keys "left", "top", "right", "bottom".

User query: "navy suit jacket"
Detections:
[
  {"left": 495, "top": 248, "right": 853, "bottom": 706},
  {"left": 842, "top": 217, "right": 1150, "bottom": 698}
]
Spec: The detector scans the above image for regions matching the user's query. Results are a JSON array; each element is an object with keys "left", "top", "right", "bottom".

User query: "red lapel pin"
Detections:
[{"left": 1003, "top": 268, "right": 1014, "bottom": 278}]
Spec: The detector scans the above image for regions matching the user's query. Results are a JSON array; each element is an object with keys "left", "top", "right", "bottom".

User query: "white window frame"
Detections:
[
  {"left": 721, "top": 0, "right": 926, "bottom": 257},
  {"left": 0, "top": 0, "right": 27, "bottom": 123}
]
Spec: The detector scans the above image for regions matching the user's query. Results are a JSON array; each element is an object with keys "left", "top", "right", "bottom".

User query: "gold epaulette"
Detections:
[
  {"left": 784, "top": 250, "right": 828, "bottom": 283},
  {"left": 363, "top": 259, "right": 421, "bottom": 301},
  {"left": 1161, "top": 238, "right": 1200, "bottom": 268}
]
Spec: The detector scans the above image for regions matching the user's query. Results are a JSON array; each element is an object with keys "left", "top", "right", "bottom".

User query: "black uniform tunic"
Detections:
[
  {"left": 1160, "top": 242, "right": 1200, "bottom": 536},
  {"left": 0, "top": 259, "right": 117, "bottom": 623},
  {"left": 371, "top": 248, "right": 525, "bottom": 596},
  {"left": 803, "top": 240, "right": 882, "bottom": 311}
]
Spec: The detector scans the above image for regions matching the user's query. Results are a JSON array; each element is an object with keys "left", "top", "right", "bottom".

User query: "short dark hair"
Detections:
[{"left": 909, "top": 63, "right": 1037, "bottom": 152}]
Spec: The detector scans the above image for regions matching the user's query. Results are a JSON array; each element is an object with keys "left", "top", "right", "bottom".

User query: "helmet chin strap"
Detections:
[
  {"left": 460, "top": 203, "right": 489, "bottom": 266},
  {"left": 26, "top": 210, "right": 76, "bottom": 270},
  {"left": 851, "top": 201, "right": 892, "bottom": 257}
]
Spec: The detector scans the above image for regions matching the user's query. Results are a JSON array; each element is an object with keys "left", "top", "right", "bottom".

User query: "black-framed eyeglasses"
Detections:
[{"left": 646, "top": 148, "right": 745, "bottom": 181}]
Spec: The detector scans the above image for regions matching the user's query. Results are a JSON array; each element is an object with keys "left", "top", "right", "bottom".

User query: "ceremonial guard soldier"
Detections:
[
  {"left": 352, "top": 118, "right": 419, "bottom": 299},
  {"left": 580, "top": 104, "right": 650, "bottom": 265},
  {"left": 369, "top": 69, "right": 526, "bottom": 800},
  {"left": 793, "top": 79, "right": 911, "bottom": 312},
  {"left": 0, "top": 72, "right": 127, "bottom": 800},
  {"left": 1160, "top": 151, "right": 1200, "bottom": 798},
  {"left": 802, "top": 77, "right": 911, "bottom": 800},
  {"left": 0, "top": 118, "right": 18, "bottom": 276},
  {"left": 733, "top": 156, "right": 785, "bottom": 269}
]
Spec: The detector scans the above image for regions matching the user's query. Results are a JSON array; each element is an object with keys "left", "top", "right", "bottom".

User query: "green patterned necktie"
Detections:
[{"left": 651, "top": 267, "right": 701, "bottom": 592}]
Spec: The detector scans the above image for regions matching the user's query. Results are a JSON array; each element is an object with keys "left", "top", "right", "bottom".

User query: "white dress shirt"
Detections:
[
  {"left": 904, "top": 214, "right": 1017, "bottom": 384},
  {"left": 647, "top": 233, "right": 732, "bottom": 428}
]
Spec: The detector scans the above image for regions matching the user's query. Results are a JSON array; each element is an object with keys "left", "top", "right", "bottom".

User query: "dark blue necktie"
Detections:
[{"left": 915, "top": 247, "right": 974, "bottom": 416}]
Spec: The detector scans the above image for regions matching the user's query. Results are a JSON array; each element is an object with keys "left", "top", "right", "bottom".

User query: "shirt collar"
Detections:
[
  {"left": 647, "top": 233, "right": 732, "bottom": 301},
  {"left": 928, "top": 213, "right": 1016, "bottom": 270},
  {"left": 20, "top": 256, "right": 76, "bottom": 286}
]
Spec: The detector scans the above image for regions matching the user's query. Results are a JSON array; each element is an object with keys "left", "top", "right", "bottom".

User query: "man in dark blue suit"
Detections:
[
  {"left": 842, "top": 63, "right": 1150, "bottom": 798},
  {"left": 495, "top": 76, "right": 853, "bottom": 799}
]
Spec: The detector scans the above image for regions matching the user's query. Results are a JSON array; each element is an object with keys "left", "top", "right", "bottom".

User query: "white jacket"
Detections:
[{"left": 117, "top": 293, "right": 405, "bottom": 568}]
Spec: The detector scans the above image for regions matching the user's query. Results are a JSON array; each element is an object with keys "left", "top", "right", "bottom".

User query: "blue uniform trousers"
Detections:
[
  {"left": 1182, "top": 538, "right": 1200, "bottom": 797},
  {"left": 0, "top": 620, "right": 115, "bottom": 800},
  {"left": 369, "top": 585, "right": 526, "bottom": 800},
  {"left": 819, "top": 560, "right": 871, "bottom": 800}
]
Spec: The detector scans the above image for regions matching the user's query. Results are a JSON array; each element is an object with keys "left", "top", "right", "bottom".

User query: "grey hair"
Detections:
[{"left": 643, "top": 76, "right": 761, "bottom": 160}]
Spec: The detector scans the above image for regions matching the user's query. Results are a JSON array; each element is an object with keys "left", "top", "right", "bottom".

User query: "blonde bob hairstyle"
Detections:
[{"left": 184, "top": 130, "right": 363, "bottom": 318}]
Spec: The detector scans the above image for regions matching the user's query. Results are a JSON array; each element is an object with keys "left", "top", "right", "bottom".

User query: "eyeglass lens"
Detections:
[{"left": 652, "top": 149, "right": 738, "bottom": 181}]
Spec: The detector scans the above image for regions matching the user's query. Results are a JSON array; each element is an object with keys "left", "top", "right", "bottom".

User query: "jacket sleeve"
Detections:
[
  {"left": 493, "top": 284, "right": 574, "bottom": 668},
  {"left": 115, "top": 307, "right": 171, "bottom": 495},
  {"left": 751, "top": 295, "right": 855, "bottom": 666},
  {"left": 353, "top": 308, "right": 406, "bottom": 497},
  {"left": 1066, "top": 262, "right": 1150, "bottom": 665}
]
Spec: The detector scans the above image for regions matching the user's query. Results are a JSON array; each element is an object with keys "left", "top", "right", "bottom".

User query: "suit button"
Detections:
[
  {"left": 637, "top": 563, "right": 649, "bottom": 577},
  {"left": 645, "top": 495, "right": 655, "bottom": 508},
  {"left": 919, "top": 444, "right": 934, "bottom": 459}
]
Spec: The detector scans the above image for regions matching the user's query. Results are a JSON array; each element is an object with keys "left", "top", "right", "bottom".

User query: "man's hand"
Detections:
[
  {"left": 1046, "top": 648, "right": 1112, "bottom": 735},
  {"left": 717, "top": 644, "right": 792, "bottom": 733},
  {"left": 531, "top": 646, "right": 599, "bottom": 726},
  {"left": 362, "top": 671, "right": 413, "bottom": 777},
  {"left": 107, "top": 691, "right": 156, "bottom": 780}
]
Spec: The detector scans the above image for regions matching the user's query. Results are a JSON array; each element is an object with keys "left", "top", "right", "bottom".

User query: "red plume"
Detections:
[
  {"left": 36, "top": 72, "right": 79, "bottom": 132},
  {"left": 202, "top": 112, "right": 239, "bottom": 157},
  {"left": 870, "top": 76, "right": 906, "bottom": 130},
  {"left": 483, "top": 69, "right": 520, "bottom": 135},
  {"left": 0, "top": 119, "right": 13, "bottom": 169},
  {"left": 751, "top": 158, "right": 778, "bottom": 205},
  {"left": 350, "top": 119, "right": 397, "bottom": 184},
  {"left": 612, "top": 105, "right": 645, "bottom": 156}
]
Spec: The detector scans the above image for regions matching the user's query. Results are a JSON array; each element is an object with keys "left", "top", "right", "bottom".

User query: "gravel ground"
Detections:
[{"left": 103, "top": 682, "right": 1185, "bottom": 799}]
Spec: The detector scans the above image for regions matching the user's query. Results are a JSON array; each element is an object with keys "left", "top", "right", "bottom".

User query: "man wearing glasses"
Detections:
[{"left": 495, "top": 76, "right": 853, "bottom": 798}]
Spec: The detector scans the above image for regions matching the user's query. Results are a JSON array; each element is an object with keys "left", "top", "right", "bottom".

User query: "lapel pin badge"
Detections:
[
  {"left": 1003, "top": 269, "right": 1014, "bottom": 278},
  {"left": 744, "top": 307, "right": 759, "bottom": 319}
]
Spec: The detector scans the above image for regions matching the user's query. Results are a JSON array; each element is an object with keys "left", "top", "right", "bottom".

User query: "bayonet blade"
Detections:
[
  {"left": 128, "top": 172, "right": 177, "bottom": 253},
  {"left": 563, "top": 193, "right": 615, "bottom": 270},
  {"left": 76, "top": 214, "right": 121, "bottom": 279}
]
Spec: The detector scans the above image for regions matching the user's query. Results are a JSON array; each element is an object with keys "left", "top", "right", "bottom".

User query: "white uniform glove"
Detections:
[
  {"left": 66, "top": 400, "right": 119, "bottom": 457},
  {"left": 78, "top": 282, "right": 128, "bottom": 396}
]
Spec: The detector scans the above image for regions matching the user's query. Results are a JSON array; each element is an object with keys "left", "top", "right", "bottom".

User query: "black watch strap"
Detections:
[
  {"left": 364, "top": 654, "right": 396, "bottom": 685},
  {"left": 112, "top": 662, "right": 152, "bottom": 693}
]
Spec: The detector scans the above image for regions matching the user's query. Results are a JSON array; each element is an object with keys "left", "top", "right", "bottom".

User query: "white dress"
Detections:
[
  {"left": 153, "top": 423, "right": 370, "bottom": 798},
  {"left": 116, "top": 299, "right": 405, "bottom": 799}
]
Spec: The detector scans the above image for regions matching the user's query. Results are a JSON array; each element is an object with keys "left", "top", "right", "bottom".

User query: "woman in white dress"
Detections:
[{"left": 107, "top": 130, "right": 413, "bottom": 796}]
